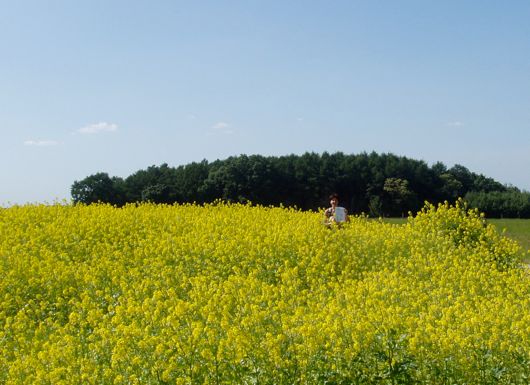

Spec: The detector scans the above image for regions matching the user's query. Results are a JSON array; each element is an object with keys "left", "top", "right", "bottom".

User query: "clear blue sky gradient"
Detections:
[{"left": 2, "top": 1, "right": 529, "bottom": 204}]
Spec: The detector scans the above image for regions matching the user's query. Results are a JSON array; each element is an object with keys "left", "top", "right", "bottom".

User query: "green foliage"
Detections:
[
  {"left": 70, "top": 152, "right": 521, "bottom": 216},
  {"left": 465, "top": 190, "right": 530, "bottom": 218},
  {"left": 71, "top": 172, "right": 125, "bottom": 205}
]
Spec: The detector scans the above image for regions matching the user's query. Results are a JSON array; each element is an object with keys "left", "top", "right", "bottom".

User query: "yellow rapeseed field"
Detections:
[{"left": 1, "top": 200, "right": 529, "bottom": 384}]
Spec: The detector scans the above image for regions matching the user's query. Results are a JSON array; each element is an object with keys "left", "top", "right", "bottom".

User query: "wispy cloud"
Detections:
[
  {"left": 24, "top": 140, "right": 60, "bottom": 147},
  {"left": 447, "top": 121, "right": 464, "bottom": 127},
  {"left": 77, "top": 122, "right": 118, "bottom": 134},
  {"left": 211, "top": 121, "right": 235, "bottom": 135},
  {"left": 212, "top": 122, "right": 230, "bottom": 130}
]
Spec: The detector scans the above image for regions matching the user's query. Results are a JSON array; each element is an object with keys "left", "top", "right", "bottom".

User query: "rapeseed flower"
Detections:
[{"left": 0, "top": 201, "right": 528, "bottom": 384}]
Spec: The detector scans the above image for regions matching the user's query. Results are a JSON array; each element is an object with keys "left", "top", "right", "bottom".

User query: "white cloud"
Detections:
[
  {"left": 211, "top": 121, "right": 235, "bottom": 135},
  {"left": 212, "top": 122, "right": 230, "bottom": 130},
  {"left": 77, "top": 122, "right": 118, "bottom": 134},
  {"left": 447, "top": 121, "right": 464, "bottom": 127},
  {"left": 24, "top": 140, "right": 60, "bottom": 147}
]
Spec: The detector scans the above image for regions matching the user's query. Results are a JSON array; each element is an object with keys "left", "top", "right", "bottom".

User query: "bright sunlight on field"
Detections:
[{"left": 1, "top": 200, "right": 529, "bottom": 384}]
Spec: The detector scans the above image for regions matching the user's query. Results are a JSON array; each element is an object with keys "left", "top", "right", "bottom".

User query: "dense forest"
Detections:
[{"left": 71, "top": 152, "right": 530, "bottom": 217}]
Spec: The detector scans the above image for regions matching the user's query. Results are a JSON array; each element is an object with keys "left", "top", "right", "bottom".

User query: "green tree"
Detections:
[
  {"left": 124, "top": 164, "right": 177, "bottom": 203},
  {"left": 70, "top": 152, "right": 517, "bottom": 215},
  {"left": 71, "top": 172, "right": 124, "bottom": 205},
  {"left": 141, "top": 183, "right": 170, "bottom": 203},
  {"left": 448, "top": 164, "right": 474, "bottom": 193},
  {"left": 368, "top": 195, "right": 383, "bottom": 217},
  {"left": 439, "top": 173, "right": 464, "bottom": 200},
  {"left": 174, "top": 160, "right": 210, "bottom": 203},
  {"left": 466, "top": 190, "right": 530, "bottom": 218},
  {"left": 383, "top": 178, "right": 413, "bottom": 217}
]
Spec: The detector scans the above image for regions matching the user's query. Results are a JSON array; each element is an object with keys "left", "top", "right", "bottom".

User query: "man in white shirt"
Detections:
[{"left": 324, "top": 193, "right": 349, "bottom": 226}]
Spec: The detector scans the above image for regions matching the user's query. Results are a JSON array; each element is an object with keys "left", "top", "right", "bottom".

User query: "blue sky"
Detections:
[{"left": 1, "top": 0, "right": 529, "bottom": 204}]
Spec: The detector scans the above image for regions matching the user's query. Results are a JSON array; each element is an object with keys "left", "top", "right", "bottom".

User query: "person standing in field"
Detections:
[{"left": 324, "top": 193, "right": 349, "bottom": 226}]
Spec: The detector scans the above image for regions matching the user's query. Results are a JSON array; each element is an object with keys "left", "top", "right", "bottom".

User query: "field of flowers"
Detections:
[{"left": 1, "top": 200, "right": 529, "bottom": 384}]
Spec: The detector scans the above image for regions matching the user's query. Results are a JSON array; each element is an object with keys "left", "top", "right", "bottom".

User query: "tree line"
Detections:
[{"left": 71, "top": 151, "right": 530, "bottom": 217}]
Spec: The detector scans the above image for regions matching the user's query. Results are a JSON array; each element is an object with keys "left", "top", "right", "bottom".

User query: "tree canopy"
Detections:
[{"left": 71, "top": 151, "right": 525, "bottom": 217}]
